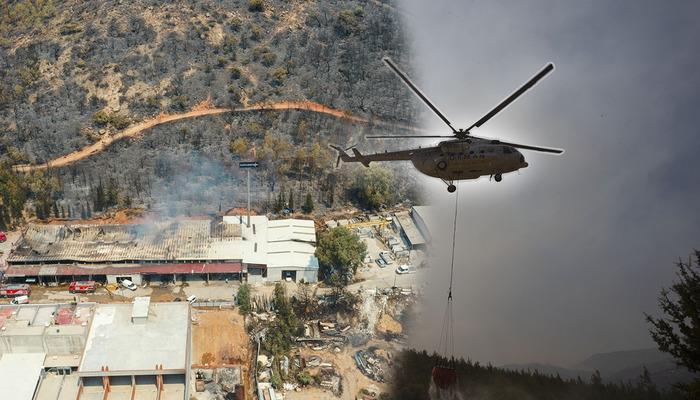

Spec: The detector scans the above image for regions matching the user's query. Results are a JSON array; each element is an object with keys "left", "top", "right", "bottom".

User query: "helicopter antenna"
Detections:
[
  {"left": 464, "top": 63, "right": 554, "bottom": 132},
  {"left": 383, "top": 57, "right": 458, "bottom": 134}
]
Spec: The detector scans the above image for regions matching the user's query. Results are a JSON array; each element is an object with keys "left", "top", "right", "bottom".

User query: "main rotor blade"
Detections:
[
  {"left": 465, "top": 63, "right": 555, "bottom": 132},
  {"left": 366, "top": 135, "right": 454, "bottom": 139},
  {"left": 382, "top": 57, "right": 458, "bottom": 134},
  {"left": 497, "top": 140, "right": 564, "bottom": 154}
]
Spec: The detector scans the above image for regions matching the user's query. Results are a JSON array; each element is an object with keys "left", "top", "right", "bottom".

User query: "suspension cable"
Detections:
[{"left": 438, "top": 184, "right": 460, "bottom": 361}]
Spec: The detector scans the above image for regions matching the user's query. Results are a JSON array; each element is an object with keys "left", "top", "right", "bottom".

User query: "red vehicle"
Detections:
[
  {"left": 69, "top": 281, "right": 96, "bottom": 293},
  {"left": 0, "top": 231, "right": 6, "bottom": 243},
  {"left": 0, "top": 284, "right": 31, "bottom": 297}
]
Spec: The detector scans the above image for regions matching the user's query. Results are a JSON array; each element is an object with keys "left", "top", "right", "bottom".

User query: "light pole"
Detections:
[{"left": 239, "top": 161, "right": 259, "bottom": 227}]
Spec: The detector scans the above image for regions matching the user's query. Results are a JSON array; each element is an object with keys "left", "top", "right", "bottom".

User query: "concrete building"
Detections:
[
  {"left": 0, "top": 303, "right": 94, "bottom": 400},
  {"left": 5, "top": 216, "right": 319, "bottom": 284},
  {"left": 0, "top": 352, "right": 47, "bottom": 400},
  {"left": 77, "top": 301, "right": 190, "bottom": 400},
  {"left": 0, "top": 300, "right": 192, "bottom": 400}
]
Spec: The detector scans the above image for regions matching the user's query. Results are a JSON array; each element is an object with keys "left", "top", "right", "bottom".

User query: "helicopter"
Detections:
[{"left": 331, "top": 57, "right": 563, "bottom": 192}]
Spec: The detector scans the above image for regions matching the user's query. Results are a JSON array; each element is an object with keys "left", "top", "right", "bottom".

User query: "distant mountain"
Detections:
[
  {"left": 501, "top": 348, "right": 695, "bottom": 389},
  {"left": 575, "top": 348, "right": 670, "bottom": 375},
  {"left": 499, "top": 362, "right": 589, "bottom": 381}
]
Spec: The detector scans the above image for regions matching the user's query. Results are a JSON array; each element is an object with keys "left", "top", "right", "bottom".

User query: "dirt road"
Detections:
[{"left": 12, "top": 100, "right": 423, "bottom": 173}]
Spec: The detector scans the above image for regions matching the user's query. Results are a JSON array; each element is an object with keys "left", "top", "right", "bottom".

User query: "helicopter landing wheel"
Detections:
[
  {"left": 494, "top": 174, "right": 502, "bottom": 182},
  {"left": 447, "top": 184, "right": 457, "bottom": 193}
]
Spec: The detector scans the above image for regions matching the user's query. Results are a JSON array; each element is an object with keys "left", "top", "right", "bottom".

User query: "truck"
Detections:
[
  {"left": 69, "top": 281, "right": 96, "bottom": 293},
  {"left": 0, "top": 284, "right": 31, "bottom": 297},
  {"left": 379, "top": 251, "right": 394, "bottom": 265}
]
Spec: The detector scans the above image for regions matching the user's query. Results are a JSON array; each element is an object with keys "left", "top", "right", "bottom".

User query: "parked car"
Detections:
[
  {"left": 69, "top": 281, "right": 96, "bottom": 293},
  {"left": 11, "top": 295, "right": 29, "bottom": 305},
  {"left": 120, "top": 279, "right": 137, "bottom": 291},
  {"left": 376, "top": 258, "right": 387, "bottom": 268},
  {"left": 0, "top": 231, "right": 6, "bottom": 243},
  {"left": 395, "top": 265, "right": 417, "bottom": 275}
]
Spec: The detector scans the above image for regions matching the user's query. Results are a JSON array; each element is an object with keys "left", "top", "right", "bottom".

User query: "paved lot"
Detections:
[{"left": 348, "top": 237, "right": 425, "bottom": 291}]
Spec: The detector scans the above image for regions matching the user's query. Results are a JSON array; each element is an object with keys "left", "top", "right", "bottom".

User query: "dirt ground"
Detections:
[
  {"left": 191, "top": 308, "right": 249, "bottom": 367},
  {"left": 284, "top": 345, "right": 391, "bottom": 400},
  {"left": 376, "top": 313, "right": 403, "bottom": 335}
]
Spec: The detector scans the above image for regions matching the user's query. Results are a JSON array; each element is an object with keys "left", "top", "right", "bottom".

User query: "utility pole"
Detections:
[
  {"left": 247, "top": 168, "right": 251, "bottom": 227},
  {"left": 239, "top": 161, "right": 259, "bottom": 228}
]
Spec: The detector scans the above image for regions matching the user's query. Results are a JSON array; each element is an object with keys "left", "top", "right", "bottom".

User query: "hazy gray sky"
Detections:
[{"left": 398, "top": 0, "right": 700, "bottom": 366}]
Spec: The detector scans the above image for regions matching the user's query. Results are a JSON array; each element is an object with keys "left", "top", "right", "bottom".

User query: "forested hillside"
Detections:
[
  {"left": 0, "top": 0, "right": 420, "bottom": 227},
  {"left": 389, "top": 350, "right": 686, "bottom": 400}
]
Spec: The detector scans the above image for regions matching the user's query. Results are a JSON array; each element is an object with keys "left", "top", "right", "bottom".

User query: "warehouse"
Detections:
[
  {"left": 5, "top": 215, "right": 319, "bottom": 284},
  {"left": 393, "top": 206, "right": 435, "bottom": 251}
]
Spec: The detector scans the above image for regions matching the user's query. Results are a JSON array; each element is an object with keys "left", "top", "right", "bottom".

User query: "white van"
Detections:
[
  {"left": 395, "top": 265, "right": 417, "bottom": 275},
  {"left": 11, "top": 295, "right": 29, "bottom": 305},
  {"left": 187, "top": 295, "right": 198, "bottom": 304},
  {"left": 121, "top": 279, "right": 137, "bottom": 291}
]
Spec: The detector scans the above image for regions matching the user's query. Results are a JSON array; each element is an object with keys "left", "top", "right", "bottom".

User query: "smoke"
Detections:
[
  {"left": 429, "top": 381, "right": 465, "bottom": 400},
  {"left": 148, "top": 152, "right": 247, "bottom": 217}
]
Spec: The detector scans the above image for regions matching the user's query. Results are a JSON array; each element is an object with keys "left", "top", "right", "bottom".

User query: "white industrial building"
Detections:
[{"left": 6, "top": 216, "right": 320, "bottom": 284}]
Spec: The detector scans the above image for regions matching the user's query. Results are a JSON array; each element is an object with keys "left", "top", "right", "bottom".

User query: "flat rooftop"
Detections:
[
  {"left": 79, "top": 302, "right": 189, "bottom": 375},
  {"left": 395, "top": 211, "right": 427, "bottom": 246},
  {"left": 0, "top": 303, "right": 93, "bottom": 328},
  {"left": 0, "top": 352, "right": 46, "bottom": 400}
]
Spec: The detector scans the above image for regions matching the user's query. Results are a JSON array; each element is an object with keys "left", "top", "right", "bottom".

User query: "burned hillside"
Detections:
[{"left": 0, "top": 0, "right": 421, "bottom": 222}]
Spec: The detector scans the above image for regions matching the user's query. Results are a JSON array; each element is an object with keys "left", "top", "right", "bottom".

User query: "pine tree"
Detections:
[
  {"left": 302, "top": 193, "right": 314, "bottom": 214},
  {"left": 646, "top": 251, "right": 700, "bottom": 396},
  {"left": 288, "top": 188, "right": 294, "bottom": 210}
]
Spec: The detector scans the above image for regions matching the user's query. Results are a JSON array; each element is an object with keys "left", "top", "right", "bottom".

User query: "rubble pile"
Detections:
[{"left": 354, "top": 348, "right": 388, "bottom": 382}]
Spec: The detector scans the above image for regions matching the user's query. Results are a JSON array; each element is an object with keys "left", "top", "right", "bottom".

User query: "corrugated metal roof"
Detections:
[
  {"left": 4, "top": 262, "right": 243, "bottom": 277},
  {"left": 8, "top": 221, "right": 246, "bottom": 264},
  {"left": 8, "top": 217, "right": 319, "bottom": 275}
]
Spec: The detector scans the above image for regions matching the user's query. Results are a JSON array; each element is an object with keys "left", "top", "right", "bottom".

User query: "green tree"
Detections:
[
  {"left": 263, "top": 283, "right": 301, "bottom": 356},
  {"left": 349, "top": 166, "right": 394, "bottom": 210},
  {"left": 237, "top": 283, "right": 252, "bottom": 315},
  {"left": 646, "top": 250, "right": 700, "bottom": 396},
  {"left": 288, "top": 188, "right": 294, "bottom": 210},
  {"left": 302, "top": 193, "right": 314, "bottom": 214},
  {"left": 315, "top": 227, "right": 366, "bottom": 286}
]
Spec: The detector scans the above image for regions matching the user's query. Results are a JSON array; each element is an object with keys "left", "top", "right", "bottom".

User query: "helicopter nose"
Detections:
[{"left": 520, "top": 154, "right": 528, "bottom": 168}]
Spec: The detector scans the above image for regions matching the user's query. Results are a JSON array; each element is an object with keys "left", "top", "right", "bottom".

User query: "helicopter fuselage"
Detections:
[
  {"left": 333, "top": 139, "right": 529, "bottom": 185},
  {"left": 411, "top": 140, "right": 527, "bottom": 181}
]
